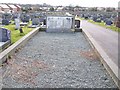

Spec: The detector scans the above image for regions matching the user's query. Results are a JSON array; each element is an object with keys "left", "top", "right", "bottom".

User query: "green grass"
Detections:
[
  {"left": 87, "top": 20, "right": 120, "bottom": 32},
  {"left": 3, "top": 21, "right": 33, "bottom": 44}
]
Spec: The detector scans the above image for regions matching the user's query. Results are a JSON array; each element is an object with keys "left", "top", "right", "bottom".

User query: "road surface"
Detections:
[{"left": 81, "top": 20, "right": 119, "bottom": 68}]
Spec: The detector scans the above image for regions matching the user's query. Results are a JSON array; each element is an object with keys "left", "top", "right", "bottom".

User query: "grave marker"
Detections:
[
  {"left": 0, "top": 28, "right": 11, "bottom": 42},
  {"left": 15, "top": 18, "right": 20, "bottom": 30}
]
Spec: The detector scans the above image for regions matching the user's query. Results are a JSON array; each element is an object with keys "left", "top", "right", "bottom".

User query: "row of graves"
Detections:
[
  {"left": 0, "top": 12, "right": 47, "bottom": 52},
  {"left": 0, "top": 12, "right": 47, "bottom": 28},
  {"left": 79, "top": 12, "right": 120, "bottom": 28},
  {"left": 28, "top": 12, "right": 46, "bottom": 28}
]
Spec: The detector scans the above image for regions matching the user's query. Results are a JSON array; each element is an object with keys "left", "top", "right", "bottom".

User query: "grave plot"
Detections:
[{"left": 2, "top": 32, "right": 117, "bottom": 88}]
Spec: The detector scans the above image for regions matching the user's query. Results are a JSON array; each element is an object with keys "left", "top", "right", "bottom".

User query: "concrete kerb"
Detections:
[
  {"left": 82, "top": 29, "right": 120, "bottom": 89},
  {"left": 0, "top": 27, "right": 40, "bottom": 65}
]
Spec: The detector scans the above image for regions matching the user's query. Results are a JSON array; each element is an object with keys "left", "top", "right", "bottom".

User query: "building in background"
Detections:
[
  {"left": 0, "top": 4, "right": 10, "bottom": 13},
  {"left": 14, "top": 4, "right": 21, "bottom": 11},
  {"left": 6, "top": 4, "right": 17, "bottom": 13}
]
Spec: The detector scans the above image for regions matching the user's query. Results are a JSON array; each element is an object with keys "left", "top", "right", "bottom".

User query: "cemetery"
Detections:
[
  {"left": 0, "top": 12, "right": 42, "bottom": 44},
  {"left": 0, "top": 10, "right": 119, "bottom": 89}
]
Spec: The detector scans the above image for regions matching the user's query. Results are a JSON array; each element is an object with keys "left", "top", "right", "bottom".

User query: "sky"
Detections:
[{"left": 0, "top": 0, "right": 119, "bottom": 7}]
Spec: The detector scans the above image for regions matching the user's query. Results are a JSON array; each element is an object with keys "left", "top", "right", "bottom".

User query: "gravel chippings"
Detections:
[{"left": 2, "top": 32, "right": 117, "bottom": 88}]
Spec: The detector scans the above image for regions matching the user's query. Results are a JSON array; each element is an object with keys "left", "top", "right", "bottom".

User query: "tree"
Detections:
[{"left": 49, "top": 7, "right": 54, "bottom": 11}]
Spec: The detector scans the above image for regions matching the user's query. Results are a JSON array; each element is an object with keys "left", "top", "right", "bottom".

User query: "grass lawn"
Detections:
[
  {"left": 87, "top": 20, "right": 120, "bottom": 32},
  {"left": 3, "top": 21, "right": 33, "bottom": 44}
]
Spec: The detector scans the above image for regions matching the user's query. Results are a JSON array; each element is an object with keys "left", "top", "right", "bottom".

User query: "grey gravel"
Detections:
[{"left": 2, "top": 32, "right": 117, "bottom": 88}]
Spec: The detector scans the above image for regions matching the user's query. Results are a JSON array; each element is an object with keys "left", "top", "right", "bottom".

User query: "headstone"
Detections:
[
  {"left": 105, "top": 20, "right": 113, "bottom": 25},
  {"left": 0, "top": 28, "right": 11, "bottom": 42},
  {"left": 92, "top": 16, "right": 98, "bottom": 22},
  {"left": 103, "top": 18, "right": 108, "bottom": 23},
  {"left": 84, "top": 14, "right": 89, "bottom": 19},
  {"left": 32, "top": 18, "right": 40, "bottom": 25},
  {"left": 21, "top": 14, "right": 30, "bottom": 23},
  {"left": 46, "top": 16, "right": 74, "bottom": 33},
  {"left": 12, "top": 14, "right": 18, "bottom": 20},
  {"left": 2, "top": 19, "right": 9, "bottom": 25},
  {"left": 43, "top": 19, "right": 46, "bottom": 25},
  {"left": 75, "top": 20, "right": 80, "bottom": 28},
  {"left": 39, "top": 17, "right": 44, "bottom": 22},
  {"left": 95, "top": 18, "right": 101, "bottom": 22},
  {"left": 15, "top": 18, "right": 20, "bottom": 29},
  {"left": 2, "top": 13, "right": 12, "bottom": 23}
]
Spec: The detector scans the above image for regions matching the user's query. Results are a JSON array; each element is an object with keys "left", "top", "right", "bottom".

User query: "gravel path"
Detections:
[{"left": 2, "top": 32, "right": 117, "bottom": 88}]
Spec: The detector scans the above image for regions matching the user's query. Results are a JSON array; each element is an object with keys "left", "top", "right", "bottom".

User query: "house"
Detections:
[
  {"left": 56, "top": 6, "right": 64, "bottom": 11},
  {"left": 0, "top": 4, "right": 10, "bottom": 12},
  {"left": 97, "top": 7, "right": 105, "bottom": 11},
  {"left": 42, "top": 6, "right": 49, "bottom": 11},
  {"left": 14, "top": 5, "right": 21, "bottom": 11},
  {"left": 7, "top": 4, "right": 17, "bottom": 12},
  {"left": 0, "top": 6, "right": 2, "bottom": 12}
]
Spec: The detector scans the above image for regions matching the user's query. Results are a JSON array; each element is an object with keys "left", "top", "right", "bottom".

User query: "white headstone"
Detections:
[{"left": 15, "top": 18, "right": 20, "bottom": 29}]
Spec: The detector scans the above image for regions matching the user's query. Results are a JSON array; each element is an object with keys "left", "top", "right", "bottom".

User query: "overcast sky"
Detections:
[{"left": 0, "top": 0, "right": 119, "bottom": 7}]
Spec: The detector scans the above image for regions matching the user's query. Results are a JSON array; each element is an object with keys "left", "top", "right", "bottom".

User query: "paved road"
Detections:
[
  {"left": 81, "top": 20, "right": 119, "bottom": 67},
  {"left": 2, "top": 32, "right": 117, "bottom": 88}
]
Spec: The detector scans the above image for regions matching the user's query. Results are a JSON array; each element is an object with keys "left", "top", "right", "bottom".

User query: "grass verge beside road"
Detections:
[{"left": 80, "top": 18, "right": 120, "bottom": 32}]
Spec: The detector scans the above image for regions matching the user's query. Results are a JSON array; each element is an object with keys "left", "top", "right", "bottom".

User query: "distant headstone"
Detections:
[
  {"left": 43, "top": 19, "right": 46, "bottom": 25},
  {"left": 103, "top": 18, "right": 108, "bottom": 23},
  {"left": 84, "top": 15, "right": 89, "bottom": 19},
  {"left": 32, "top": 18, "right": 40, "bottom": 25},
  {"left": 105, "top": 20, "right": 113, "bottom": 25},
  {"left": 39, "top": 17, "right": 44, "bottom": 22},
  {"left": 21, "top": 14, "right": 30, "bottom": 23},
  {"left": 95, "top": 18, "right": 101, "bottom": 23},
  {"left": 2, "top": 19, "right": 9, "bottom": 25},
  {"left": 75, "top": 20, "right": 80, "bottom": 28},
  {"left": 92, "top": 17, "right": 97, "bottom": 22},
  {"left": 2, "top": 13, "right": 12, "bottom": 22},
  {"left": 12, "top": 14, "right": 18, "bottom": 20},
  {"left": 15, "top": 18, "right": 20, "bottom": 29}
]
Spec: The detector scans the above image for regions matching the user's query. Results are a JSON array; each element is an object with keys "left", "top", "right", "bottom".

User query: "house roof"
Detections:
[
  {"left": 15, "top": 5, "right": 21, "bottom": 8},
  {"left": 0, "top": 4, "right": 9, "bottom": 9},
  {"left": 8, "top": 5, "right": 17, "bottom": 9}
]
